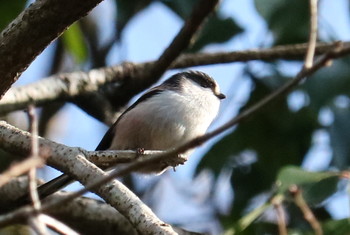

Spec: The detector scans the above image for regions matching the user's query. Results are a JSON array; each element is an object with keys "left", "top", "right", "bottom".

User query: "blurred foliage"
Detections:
[
  {"left": 254, "top": 0, "right": 309, "bottom": 45},
  {"left": 276, "top": 166, "right": 339, "bottom": 206},
  {"left": 61, "top": 23, "right": 88, "bottom": 64},
  {"left": 0, "top": 224, "right": 31, "bottom": 235},
  {"left": 304, "top": 58, "right": 350, "bottom": 111},
  {"left": 188, "top": 14, "right": 242, "bottom": 52},
  {"left": 329, "top": 105, "right": 350, "bottom": 168}
]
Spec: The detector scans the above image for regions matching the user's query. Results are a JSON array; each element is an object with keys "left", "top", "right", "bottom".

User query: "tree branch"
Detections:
[
  {"left": 1, "top": 41, "right": 349, "bottom": 122},
  {"left": 0, "top": 179, "right": 133, "bottom": 234},
  {"left": 304, "top": 0, "right": 318, "bottom": 68},
  {"left": 0, "top": 121, "right": 177, "bottom": 234},
  {"left": 44, "top": 192, "right": 136, "bottom": 235}
]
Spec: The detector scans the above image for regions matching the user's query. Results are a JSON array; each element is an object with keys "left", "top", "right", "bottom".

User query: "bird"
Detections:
[{"left": 32, "top": 70, "right": 225, "bottom": 200}]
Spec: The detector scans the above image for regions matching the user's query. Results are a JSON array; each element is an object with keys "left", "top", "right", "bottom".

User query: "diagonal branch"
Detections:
[{"left": 304, "top": 0, "right": 319, "bottom": 68}]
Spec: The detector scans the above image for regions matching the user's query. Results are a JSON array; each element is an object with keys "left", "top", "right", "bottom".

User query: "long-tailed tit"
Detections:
[{"left": 34, "top": 71, "right": 225, "bottom": 199}]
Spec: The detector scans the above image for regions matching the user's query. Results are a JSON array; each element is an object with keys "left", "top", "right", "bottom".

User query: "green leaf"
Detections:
[
  {"left": 254, "top": 0, "right": 309, "bottom": 45},
  {"left": 276, "top": 166, "right": 339, "bottom": 205},
  {"left": 61, "top": 23, "right": 88, "bottom": 63},
  {"left": 234, "top": 202, "right": 272, "bottom": 233},
  {"left": 0, "top": 1, "right": 26, "bottom": 31}
]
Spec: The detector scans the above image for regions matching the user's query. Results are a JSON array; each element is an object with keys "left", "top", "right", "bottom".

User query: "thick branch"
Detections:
[
  {"left": 0, "top": 121, "right": 177, "bottom": 234},
  {"left": 45, "top": 192, "right": 137, "bottom": 235},
  {"left": 0, "top": 65, "right": 135, "bottom": 118},
  {"left": 1, "top": 41, "right": 349, "bottom": 120},
  {"left": 0, "top": 0, "right": 104, "bottom": 98}
]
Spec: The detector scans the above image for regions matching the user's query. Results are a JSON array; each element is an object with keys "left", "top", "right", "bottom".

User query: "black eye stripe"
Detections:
[
  {"left": 182, "top": 71, "right": 217, "bottom": 89},
  {"left": 162, "top": 71, "right": 218, "bottom": 92}
]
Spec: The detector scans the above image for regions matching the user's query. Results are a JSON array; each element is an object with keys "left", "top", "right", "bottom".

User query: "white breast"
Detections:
[{"left": 109, "top": 79, "right": 220, "bottom": 152}]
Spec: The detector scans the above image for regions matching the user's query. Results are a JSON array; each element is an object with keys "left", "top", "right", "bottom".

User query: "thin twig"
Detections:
[
  {"left": 27, "top": 105, "right": 49, "bottom": 235},
  {"left": 27, "top": 105, "right": 41, "bottom": 210},
  {"left": 39, "top": 214, "right": 79, "bottom": 235},
  {"left": 289, "top": 185, "right": 323, "bottom": 235},
  {"left": 271, "top": 195, "right": 287, "bottom": 235},
  {"left": 28, "top": 216, "right": 49, "bottom": 235},
  {"left": 304, "top": 0, "right": 319, "bottom": 68}
]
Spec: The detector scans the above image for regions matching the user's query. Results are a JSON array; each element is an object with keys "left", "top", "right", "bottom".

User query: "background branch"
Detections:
[
  {"left": 0, "top": 41, "right": 348, "bottom": 124},
  {"left": 0, "top": 177, "right": 132, "bottom": 234}
]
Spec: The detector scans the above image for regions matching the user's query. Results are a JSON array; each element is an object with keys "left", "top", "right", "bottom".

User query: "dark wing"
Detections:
[{"left": 94, "top": 86, "right": 165, "bottom": 150}]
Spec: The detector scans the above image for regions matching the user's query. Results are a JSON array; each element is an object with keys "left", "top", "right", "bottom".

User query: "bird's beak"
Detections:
[
  {"left": 213, "top": 86, "right": 225, "bottom": 99},
  {"left": 216, "top": 93, "right": 226, "bottom": 100}
]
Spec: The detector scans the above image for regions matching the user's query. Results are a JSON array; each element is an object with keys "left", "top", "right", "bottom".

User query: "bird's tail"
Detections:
[
  {"left": 17, "top": 174, "right": 73, "bottom": 205},
  {"left": 36, "top": 174, "right": 73, "bottom": 199}
]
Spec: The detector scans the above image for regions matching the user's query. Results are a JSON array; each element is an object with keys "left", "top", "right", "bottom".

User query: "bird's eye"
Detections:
[
  {"left": 201, "top": 83, "right": 210, "bottom": 88},
  {"left": 206, "top": 81, "right": 215, "bottom": 88}
]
